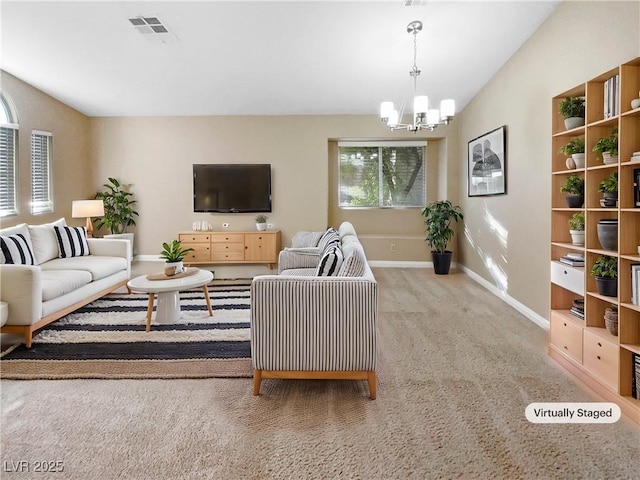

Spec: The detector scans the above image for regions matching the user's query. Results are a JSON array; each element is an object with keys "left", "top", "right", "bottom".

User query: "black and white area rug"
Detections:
[{"left": 0, "top": 283, "right": 253, "bottom": 379}]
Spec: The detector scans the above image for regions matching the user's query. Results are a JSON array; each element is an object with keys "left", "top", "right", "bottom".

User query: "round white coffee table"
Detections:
[{"left": 127, "top": 268, "right": 214, "bottom": 331}]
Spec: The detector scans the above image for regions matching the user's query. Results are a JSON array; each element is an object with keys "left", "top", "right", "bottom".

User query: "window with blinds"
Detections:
[
  {"left": 31, "top": 131, "right": 53, "bottom": 215},
  {"left": 338, "top": 141, "right": 427, "bottom": 208},
  {"left": 0, "top": 94, "right": 18, "bottom": 217}
]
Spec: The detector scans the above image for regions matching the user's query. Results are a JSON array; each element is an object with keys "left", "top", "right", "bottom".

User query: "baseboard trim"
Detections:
[
  {"left": 368, "top": 260, "right": 432, "bottom": 268},
  {"left": 460, "top": 265, "right": 549, "bottom": 330}
]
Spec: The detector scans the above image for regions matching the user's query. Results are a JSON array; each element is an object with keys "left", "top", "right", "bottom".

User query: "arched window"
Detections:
[{"left": 0, "top": 92, "right": 18, "bottom": 217}]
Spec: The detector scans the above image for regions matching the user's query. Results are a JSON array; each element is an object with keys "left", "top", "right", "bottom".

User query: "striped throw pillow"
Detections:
[
  {"left": 315, "top": 245, "right": 343, "bottom": 276},
  {"left": 317, "top": 228, "right": 340, "bottom": 252},
  {"left": 0, "top": 233, "right": 37, "bottom": 265},
  {"left": 53, "top": 226, "right": 90, "bottom": 258}
]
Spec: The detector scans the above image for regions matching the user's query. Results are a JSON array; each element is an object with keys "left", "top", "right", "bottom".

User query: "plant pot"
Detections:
[
  {"left": 595, "top": 276, "right": 617, "bottom": 297},
  {"left": 564, "top": 117, "right": 585, "bottom": 130},
  {"left": 597, "top": 219, "right": 618, "bottom": 251},
  {"left": 602, "top": 192, "right": 617, "bottom": 208},
  {"left": 569, "top": 229, "right": 584, "bottom": 246},
  {"left": 604, "top": 306, "right": 618, "bottom": 336},
  {"left": 164, "top": 261, "right": 184, "bottom": 276},
  {"left": 431, "top": 251, "right": 453, "bottom": 275},
  {"left": 565, "top": 194, "right": 584, "bottom": 208},
  {"left": 571, "top": 153, "right": 585, "bottom": 169},
  {"left": 256, "top": 223, "right": 267, "bottom": 231},
  {"left": 602, "top": 152, "right": 618, "bottom": 165}
]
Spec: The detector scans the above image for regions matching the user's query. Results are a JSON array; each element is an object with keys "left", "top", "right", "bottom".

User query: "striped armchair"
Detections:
[{"left": 250, "top": 223, "right": 378, "bottom": 399}]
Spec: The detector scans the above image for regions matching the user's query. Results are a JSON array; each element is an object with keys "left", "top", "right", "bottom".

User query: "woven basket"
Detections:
[{"left": 604, "top": 307, "right": 618, "bottom": 336}]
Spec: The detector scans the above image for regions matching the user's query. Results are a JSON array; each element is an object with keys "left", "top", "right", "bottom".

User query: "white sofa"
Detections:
[
  {"left": 0, "top": 218, "right": 131, "bottom": 347},
  {"left": 251, "top": 222, "right": 378, "bottom": 399}
]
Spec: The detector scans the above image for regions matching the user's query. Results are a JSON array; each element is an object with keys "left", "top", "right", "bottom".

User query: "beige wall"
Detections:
[
  {"left": 455, "top": 0, "right": 640, "bottom": 318},
  {"left": 90, "top": 115, "right": 455, "bottom": 259},
  {"left": 0, "top": 72, "right": 92, "bottom": 228}
]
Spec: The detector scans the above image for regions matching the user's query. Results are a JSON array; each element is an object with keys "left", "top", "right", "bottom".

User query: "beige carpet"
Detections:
[{"left": 1, "top": 268, "right": 638, "bottom": 479}]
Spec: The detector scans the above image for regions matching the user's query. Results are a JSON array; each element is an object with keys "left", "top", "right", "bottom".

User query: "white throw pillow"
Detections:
[
  {"left": 0, "top": 232, "right": 37, "bottom": 265},
  {"left": 28, "top": 217, "right": 67, "bottom": 264}
]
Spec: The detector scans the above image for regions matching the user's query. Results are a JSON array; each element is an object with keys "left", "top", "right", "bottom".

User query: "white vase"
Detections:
[
  {"left": 164, "top": 261, "right": 184, "bottom": 276},
  {"left": 602, "top": 152, "right": 618, "bottom": 165},
  {"left": 256, "top": 223, "right": 267, "bottom": 231},
  {"left": 569, "top": 230, "right": 585, "bottom": 246},
  {"left": 564, "top": 117, "right": 585, "bottom": 130},
  {"left": 571, "top": 153, "right": 585, "bottom": 169}
]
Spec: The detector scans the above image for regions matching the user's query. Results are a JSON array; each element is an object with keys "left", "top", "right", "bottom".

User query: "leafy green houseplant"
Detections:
[
  {"left": 591, "top": 255, "right": 617, "bottom": 297},
  {"left": 160, "top": 240, "right": 194, "bottom": 276},
  {"left": 558, "top": 97, "right": 585, "bottom": 119},
  {"left": 560, "top": 174, "right": 584, "bottom": 208},
  {"left": 592, "top": 127, "right": 619, "bottom": 162},
  {"left": 255, "top": 214, "right": 268, "bottom": 231},
  {"left": 568, "top": 212, "right": 585, "bottom": 246},
  {"left": 421, "top": 200, "right": 464, "bottom": 275},
  {"left": 558, "top": 97, "right": 585, "bottom": 129},
  {"left": 558, "top": 137, "right": 585, "bottom": 156},
  {"left": 598, "top": 171, "right": 618, "bottom": 207},
  {"left": 95, "top": 177, "right": 139, "bottom": 234}
]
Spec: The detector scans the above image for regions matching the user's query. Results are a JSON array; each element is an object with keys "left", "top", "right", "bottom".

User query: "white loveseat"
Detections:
[
  {"left": 0, "top": 219, "right": 131, "bottom": 347},
  {"left": 251, "top": 222, "right": 378, "bottom": 399}
]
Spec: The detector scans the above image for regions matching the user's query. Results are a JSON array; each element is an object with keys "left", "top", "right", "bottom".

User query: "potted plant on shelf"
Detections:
[
  {"left": 421, "top": 200, "right": 464, "bottom": 275},
  {"left": 558, "top": 96, "right": 585, "bottom": 130},
  {"left": 255, "top": 214, "right": 268, "bottom": 231},
  {"left": 568, "top": 212, "right": 585, "bottom": 246},
  {"left": 95, "top": 177, "right": 139, "bottom": 257},
  {"left": 590, "top": 255, "right": 617, "bottom": 297},
  {"left": 160, "top": 240, "right": 194, "bottom": 276},
  {"left": 558, "top": 137, "right": 585, "bottom": 169},
  {"left": 560, "top": 174, "right": 584, "bottom": 208},
  {"left": 592, "top": 127, "right": 619, "bottom": 164},
  {"left": 598, "top": 172, "right": 618, "bottom": 207}
]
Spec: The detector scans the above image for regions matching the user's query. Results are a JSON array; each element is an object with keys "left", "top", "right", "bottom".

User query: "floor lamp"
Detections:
[{"left": 72, "top": 200, "right": 104, "bottom": 237}]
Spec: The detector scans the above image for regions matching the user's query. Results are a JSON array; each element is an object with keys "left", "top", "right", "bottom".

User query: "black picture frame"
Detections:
[{"left": 468, "top": 125, "right": 507, "bottom": 197}]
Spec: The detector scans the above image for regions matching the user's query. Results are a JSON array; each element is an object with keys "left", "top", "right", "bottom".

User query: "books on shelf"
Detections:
[
  {"left": 604, "top": 74, "right": 620, "bottom": 119},
  {"left": 631, "top": 263, "right": 640, "bottom": 306},
  {"left": 569, "top": 306, "right": 584, "bottom": 319},
  {"left": 633, "top": 353, "right": 640, "bottom": 401},
  {"left": 559, "top": 255, "right": 585, "bottom": 267},
  {"left": 565, "top": 252, "right": 584, "bottom": 260},
  {"left": 631, "top": 151, "right": 640, "bottom": 163}
]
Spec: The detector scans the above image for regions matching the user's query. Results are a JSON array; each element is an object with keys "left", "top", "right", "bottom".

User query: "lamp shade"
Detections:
[
  {"left": 440, "top": 99, "right": 455, "bottom": 118},
  {"left": 413, "top": 96, "right": 429, "bottom": 114},
  {"left": 72, "top": 200, "right": 104, "bottom": 218},
  {"left": 380, "top": 101, "right": 394, "bottom": 119},
  {"left": 426, "top": 109, "right": 440, "bottom": 126}
]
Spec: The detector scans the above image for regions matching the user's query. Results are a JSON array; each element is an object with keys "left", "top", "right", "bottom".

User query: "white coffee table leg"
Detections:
[{"left": 155, "top": 291, "right": 181, "bottom": 323}]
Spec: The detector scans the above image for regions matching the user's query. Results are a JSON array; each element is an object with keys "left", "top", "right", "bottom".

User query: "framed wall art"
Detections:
[{"left": 468, "top": 125, "right": 507, "bottom": 197}]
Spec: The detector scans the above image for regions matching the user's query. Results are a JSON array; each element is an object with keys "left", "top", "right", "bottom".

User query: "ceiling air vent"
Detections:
[{"left": 128, "top": 16, "right": 176, "bottom": 42}]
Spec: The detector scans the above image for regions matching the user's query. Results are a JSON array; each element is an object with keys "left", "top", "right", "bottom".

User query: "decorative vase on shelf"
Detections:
[
  {"left": 632, "top": 92, "right": 640, "bottom": 110},
  {"left": 256, "top": 223, "right": 267, "bottom": 231},
  {"left": 604, "top": 306, "right": 618, "bottom": 336},
  {"left": 602, "top": 152, "right": 618, "bottom": 165},
  {"left": 597, "top": 219, "right": 618, "bottom": 251},
  {"left": 569, "top": 230, "right": 584, "bottom": 246},
  {"left": 571, "top": 153, "right": 585, "bottom": 169}
]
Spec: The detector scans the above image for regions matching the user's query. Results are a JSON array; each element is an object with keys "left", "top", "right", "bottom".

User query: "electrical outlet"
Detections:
[
  {"left": 390, "top": 244, "right": 396, "bottom": 252},
  {"left": 222, "top": 223, "right": 229, "bottom": 229},
  {"left": 267, "top": 223, "right": 273, "bottom": 230}
]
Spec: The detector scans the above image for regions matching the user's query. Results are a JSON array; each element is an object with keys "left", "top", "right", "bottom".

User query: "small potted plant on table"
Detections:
[
  {"left": 160, "top": 240, "right": 194, "bottom": 276},
  {"left": 591, "top": 255, "right": 617, "bottom": 297},
  {"left": 558, "top": 97, "right": 585, "bottom": 130},
  {"left": 421, "top": 200, "right": 464, "bottom": 275},
  {"left": 560, "top": 174, "right": 584, "bottom": 208},
  {"left": 255, "top": 214, "right": 268, "bottom": 231}
]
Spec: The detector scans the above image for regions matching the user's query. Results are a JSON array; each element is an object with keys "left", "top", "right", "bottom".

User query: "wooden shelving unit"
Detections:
[{"left": 549, "top": 57, "right": 640, "bottom": 424}]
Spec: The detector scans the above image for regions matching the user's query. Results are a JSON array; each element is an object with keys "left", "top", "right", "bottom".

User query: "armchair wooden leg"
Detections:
[
  {"left": 367, "top": 371, "right": 377, "bottom": 400},
  {"left": 253, "top": 369, "right": 262, "bottom": 396}
]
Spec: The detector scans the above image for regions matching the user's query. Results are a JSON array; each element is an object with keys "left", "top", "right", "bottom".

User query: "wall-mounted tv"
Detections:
[{"left": 193, "top": 163, "right": 272, "bottom": 213}]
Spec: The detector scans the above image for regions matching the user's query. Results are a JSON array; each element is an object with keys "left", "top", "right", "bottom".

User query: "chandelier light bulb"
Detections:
[
  {"left": 380, "top": 101, "right": 394, "bottom": 121},
  {"left": 413, "top": 96, "right": 429, "bottom": 114}
]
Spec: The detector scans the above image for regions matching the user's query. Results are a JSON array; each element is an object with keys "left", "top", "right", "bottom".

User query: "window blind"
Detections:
[
  {"left": 0, "top": 125, "right": 18, "bottom": 217},
  {"left": 31, "top": 130, "right": 53, "bottom": 215}
]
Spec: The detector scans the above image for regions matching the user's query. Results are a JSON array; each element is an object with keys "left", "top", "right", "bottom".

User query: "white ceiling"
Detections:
[{"left": 1, "top": 0, "right": 560, "bottom": 117}]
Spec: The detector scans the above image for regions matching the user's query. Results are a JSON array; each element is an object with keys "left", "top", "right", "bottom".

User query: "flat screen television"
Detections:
[{"left": 193, "top": 164, "right": 272, "bottom": 213}]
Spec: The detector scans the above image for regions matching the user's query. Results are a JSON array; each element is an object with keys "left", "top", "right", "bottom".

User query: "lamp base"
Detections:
[{"left": 85, "top": 217, "right": 94, "bottom": 237}]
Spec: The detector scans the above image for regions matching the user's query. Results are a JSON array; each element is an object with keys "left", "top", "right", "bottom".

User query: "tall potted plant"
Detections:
[
  {"left": 95, "top": 177, "right": 139, "bottom": 256},
  {"left": 591, "top": 255, "right": 617, "bottom": 297},
  {"left": 421, "top": 200, "right": 464, "bottom": 275},
  {"left": 558, "top": 96, "right": 585, "bottom": 130}
]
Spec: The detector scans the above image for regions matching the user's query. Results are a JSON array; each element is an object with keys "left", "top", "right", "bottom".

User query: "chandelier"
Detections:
[{"left": 380, "top": 20, "right": 455, "bottom": 132}]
